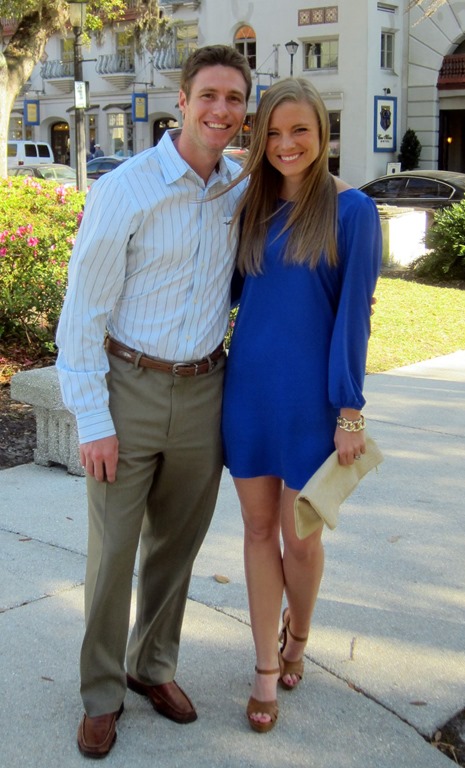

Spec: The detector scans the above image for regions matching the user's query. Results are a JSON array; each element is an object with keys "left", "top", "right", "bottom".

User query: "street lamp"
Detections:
[
  {"left": 68, "top": 0, "right": 88, "bottom": 192},
  {"left": 285, "top": 40, "right": 299, "bottom": 77}
]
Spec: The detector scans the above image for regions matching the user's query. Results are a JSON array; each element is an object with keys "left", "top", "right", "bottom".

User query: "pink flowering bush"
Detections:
[{"left": 0, "top": 177, "right": 85, "bottom": 350}]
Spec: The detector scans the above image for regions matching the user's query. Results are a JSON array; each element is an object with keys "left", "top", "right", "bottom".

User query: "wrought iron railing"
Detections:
[
  {"left": 95, "top": 53, "right": 135, "bottom": 75},
  {"left": 96, "top": 53, "right": 135, "bottom": 75},
  {"left": 41, "top": 59, "right": 74, "bottom": 79},
  {"left": 153, "top": 42, "right": 196, "bottom": 70}
]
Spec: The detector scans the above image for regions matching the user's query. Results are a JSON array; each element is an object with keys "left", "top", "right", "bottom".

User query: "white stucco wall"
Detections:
[
  {"left": 9, "top": 0, "right": 465, "bottom": 184},
  {"left": 407, "top": 0, "right": 465, "bottom": 168}
]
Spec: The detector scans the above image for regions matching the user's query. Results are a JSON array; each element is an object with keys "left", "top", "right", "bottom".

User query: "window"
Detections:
[
  {"left": 25, "top": 143, "right": 38, "bottom": 158},
  {"left": 362, "top": 177, "right": 405, "bottom": 199},
  {"left": 381, "top": 32, "right": 394, "bottom": 70},
  {"left": 61, "top": 38, "right": 74, "bottom": 62},
  {"left": 403, "top": 177, "right": 451, "bottom": 200},
  {"left": 175, "top": 22, "right": 198, "bottom": 65},
  {"left": 60, "top": 39, "right": 74, "bottom": 77},
  {"left": 230, "top": 114, "right": 255, "bottom": 150},
  {"left": 304, "top": 39, "right": 338, "bottom": 71},
  {"left": 8, "top": 118, "right": 23, "bottom": 141},
  {"left": 38, "top": 144, "right": 52, "bottom": 158},
  {"left": 116, "top": 32, "right": 135, "bottom": 71},
  {"left": 234, "top": 25, "right": 256, "bottom": 70},
  {"left": 377, "top": 3, "right": 397, "bottom": 12},
  {"left": 151, "top": 21, "right": 198, "bottom": 69},
  {"left": 108, "top": 112, "right": 133, "bottom": 156},
  {"left": 328, "top": 111, "right": 340, "bottom": 175}
]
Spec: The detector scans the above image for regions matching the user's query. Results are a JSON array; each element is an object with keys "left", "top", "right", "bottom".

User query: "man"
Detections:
[
  {"left": 93, "top": 143, "right": 104, "bottom": 157},
  {"left": 56, "top": 45, "right": 251, "bottom": 758}
]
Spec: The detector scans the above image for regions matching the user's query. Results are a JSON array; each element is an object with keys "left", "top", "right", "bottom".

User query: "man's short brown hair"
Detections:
[{"left": 180, "top": 45, "right": 252, "bottom": 102}]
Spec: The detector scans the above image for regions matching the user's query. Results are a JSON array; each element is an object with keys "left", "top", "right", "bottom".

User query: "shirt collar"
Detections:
[{"left": 157, "top": 129, "right": 236, "bottom": 187}]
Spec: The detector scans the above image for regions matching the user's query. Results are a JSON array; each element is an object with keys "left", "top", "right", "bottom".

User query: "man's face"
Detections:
[{"left": 178, "top": 65, "right": 248, "bottom": 159}]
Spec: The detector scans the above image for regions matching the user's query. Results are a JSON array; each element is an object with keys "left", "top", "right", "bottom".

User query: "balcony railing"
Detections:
[
  {"left": 96, "top": 53, "right": 135, "bottom": 75},
  {"left": 437, "top": 54, "right": 465, "bottom": 90},
  {"left": 158, "top": 1, "right": 201, "bottom": 6},
  {"left": 41, "top": 59, "right": 74, "bottom": 79},
  {"left": 153, "top": 43, "right": 196, "bottom": 71}
]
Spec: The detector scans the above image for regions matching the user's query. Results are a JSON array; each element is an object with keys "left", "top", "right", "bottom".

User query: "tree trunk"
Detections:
[{"left": 0, "top": 4, "right": 65, "bottom": 178}]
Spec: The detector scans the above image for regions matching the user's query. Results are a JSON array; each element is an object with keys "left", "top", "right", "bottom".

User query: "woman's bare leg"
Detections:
[
  {"left": 234, "top": 476, "right": 283, "bottom": 724},
  {"left": 280, "top": 485, "right": 325, "bottom": 686}
]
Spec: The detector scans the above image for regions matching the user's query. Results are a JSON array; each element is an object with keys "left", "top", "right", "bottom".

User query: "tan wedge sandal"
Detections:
[
  {"left": 246, "top": 666, "right": 280, "bottom": 733},
  {"left": 278, "top": 608, "right": 308, "bottom": 691}
]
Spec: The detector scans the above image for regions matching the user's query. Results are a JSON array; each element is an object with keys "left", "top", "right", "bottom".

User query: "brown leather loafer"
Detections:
[
  {"left": 127, "top": 674, "right": 197, "bottom": 724},
  {"left": 77, "top": 703, "right": 124, "bottom": 759}
]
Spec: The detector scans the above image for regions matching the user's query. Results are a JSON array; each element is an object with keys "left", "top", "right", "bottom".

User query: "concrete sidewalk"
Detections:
[{"left": 1, "top": 352, "right": 464, "bottom": 768}]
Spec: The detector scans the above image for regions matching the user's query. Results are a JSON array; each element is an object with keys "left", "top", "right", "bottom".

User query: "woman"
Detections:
[{"left": 221, "top": 78, "right": 382, "bottom": 733}]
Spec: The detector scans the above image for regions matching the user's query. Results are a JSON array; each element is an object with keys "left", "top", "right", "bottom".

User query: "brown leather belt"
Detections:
[{"left": 105, "top": 336, "right": 224, "bottom": 377}]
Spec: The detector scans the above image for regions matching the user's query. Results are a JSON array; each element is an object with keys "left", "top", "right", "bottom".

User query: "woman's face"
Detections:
[{"left": 265, "top": 99, "right": 321, "bottom": 197}]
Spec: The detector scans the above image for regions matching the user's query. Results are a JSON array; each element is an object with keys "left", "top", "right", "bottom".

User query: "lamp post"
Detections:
[
  {"left": 68, "top": 0, "right": 88, "bottom": 192},
  {"left": 285, "top": 40, "right": 299, "bottom": 77}
]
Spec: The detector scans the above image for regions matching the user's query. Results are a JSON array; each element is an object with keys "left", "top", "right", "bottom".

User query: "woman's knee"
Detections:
[
  {"left": 243, "top": 507, "right": 281, "bottom": 543},
  {"left": 285, "top": 527, "right": 324, "bottom": 562}
]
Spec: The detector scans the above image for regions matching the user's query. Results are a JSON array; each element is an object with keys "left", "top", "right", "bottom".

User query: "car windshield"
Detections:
[{"left": 41, "top": 167, "right": 76, "bottom": 181}]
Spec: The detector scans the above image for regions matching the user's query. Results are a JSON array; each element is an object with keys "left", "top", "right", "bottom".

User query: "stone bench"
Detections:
[{"left": 10, "top": 365, "right": 84, "bottom": 476}]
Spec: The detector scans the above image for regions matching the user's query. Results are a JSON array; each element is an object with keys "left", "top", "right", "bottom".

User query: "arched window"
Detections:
[{"left": 234, "top": 25, "right": 256, "bottom": 70}]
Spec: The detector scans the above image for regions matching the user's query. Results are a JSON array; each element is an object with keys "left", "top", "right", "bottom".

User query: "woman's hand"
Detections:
[
  {"left": 334, "top": 428, "right": 366, "bottom": 465},
  {"left": 334, "top": 408, "right": 366, "bottom": 465}
]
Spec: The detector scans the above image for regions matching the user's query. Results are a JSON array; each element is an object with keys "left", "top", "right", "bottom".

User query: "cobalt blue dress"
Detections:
[{"left": 222, "top": 189, "right": 382, "bottom": 490}]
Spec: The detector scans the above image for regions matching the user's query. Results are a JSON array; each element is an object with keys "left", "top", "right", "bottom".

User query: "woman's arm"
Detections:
[{"left": 328, "top": 193, "right": 382, "bottom": 464}]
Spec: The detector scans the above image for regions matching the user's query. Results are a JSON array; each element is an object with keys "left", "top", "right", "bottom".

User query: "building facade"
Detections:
[{"left": 7, "top": 0, "right": 465, "bottom": 187}]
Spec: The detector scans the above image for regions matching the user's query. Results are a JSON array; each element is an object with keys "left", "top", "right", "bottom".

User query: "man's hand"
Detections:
[
  {"left": 371, "top": 295, "right": 377, "bottom": 316},
  {"left": 80, "top": 435, "right": 119, "bottom": 483}
]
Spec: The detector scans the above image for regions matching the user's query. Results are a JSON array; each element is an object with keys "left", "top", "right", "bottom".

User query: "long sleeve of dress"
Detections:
[{"left": 328, "top": 192, "right": 382, "bottom": 410}]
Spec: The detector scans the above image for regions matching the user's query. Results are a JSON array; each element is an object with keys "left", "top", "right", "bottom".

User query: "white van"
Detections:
[{"left": 7, "top": 140, "right": 55, "bottom": 168}]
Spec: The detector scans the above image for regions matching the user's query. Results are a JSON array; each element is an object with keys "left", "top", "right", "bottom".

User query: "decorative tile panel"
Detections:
[
  {"left": 325, "top": 6, "right": 338, "bottom": 22},
  {"left": 298, "top": 7, "right": 338, "bottom": 25}
]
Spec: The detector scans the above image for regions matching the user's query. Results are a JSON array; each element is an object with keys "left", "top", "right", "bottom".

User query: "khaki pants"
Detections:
[{"left": 80, "top": 352, "right": 225, "bottom": 716}]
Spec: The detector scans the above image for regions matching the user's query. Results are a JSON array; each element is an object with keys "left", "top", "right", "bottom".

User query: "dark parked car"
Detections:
[
  {"left": 359, "top": 170, "right": 465, "bottom": 210},
  {"left": 86, "top": 156, "right": 127, "bottom": 179},
  {"left": 8, "top": 163, "right": 94, "bottom": 189}
]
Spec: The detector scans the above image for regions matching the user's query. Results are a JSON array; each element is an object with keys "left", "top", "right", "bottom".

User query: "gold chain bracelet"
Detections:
[{"left": 336, "top": 414, "right": 366, "bottom": 432}]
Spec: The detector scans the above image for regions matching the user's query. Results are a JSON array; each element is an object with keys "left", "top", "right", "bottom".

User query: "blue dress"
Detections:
[{"left": 222, "top": 189, "right": 382, "bottom": 490}]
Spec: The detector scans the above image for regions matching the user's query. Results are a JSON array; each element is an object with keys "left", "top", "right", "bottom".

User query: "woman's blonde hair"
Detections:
[{"left": 232, "top": 77, "right": 338, "bottom": 274}]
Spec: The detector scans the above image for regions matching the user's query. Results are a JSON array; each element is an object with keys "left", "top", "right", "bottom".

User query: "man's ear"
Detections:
[{"left": 178, "top": 89, "right": 187, "bottom": 116}]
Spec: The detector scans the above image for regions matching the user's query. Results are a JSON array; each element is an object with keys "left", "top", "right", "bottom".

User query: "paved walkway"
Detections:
[{"left": 1, "top": 352, "right": 464, "bottom": 767}]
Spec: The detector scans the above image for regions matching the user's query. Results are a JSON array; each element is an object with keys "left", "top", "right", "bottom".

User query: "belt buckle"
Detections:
[{"left": 172, "top": 362, "right": 198, "bottom": 377}]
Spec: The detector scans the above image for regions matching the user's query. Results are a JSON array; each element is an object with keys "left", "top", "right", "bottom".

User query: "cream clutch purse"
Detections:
[{"left": 294, "top": 435, "right": 384, "bottom": 539}]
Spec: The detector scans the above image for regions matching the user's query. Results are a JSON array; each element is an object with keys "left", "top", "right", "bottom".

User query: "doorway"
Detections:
[
  {"left": 152, "top": 118, "right": 178, "bottom": 146},
  {"left": 51, "top": 121, "right": 70, "bottom": 165},
  {"left": 438, "top": 110, "right": 465, "bottom": 172}
]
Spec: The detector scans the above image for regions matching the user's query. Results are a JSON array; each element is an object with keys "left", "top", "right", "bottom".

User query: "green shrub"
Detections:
[
  {"left": 398, "top": 128, "right": 422, "bottom": 171},
  {"left": 0, "top": 177, "right": 85, "bottom": 351},
  {"left": 413, "top": 200, "right": 465, "bottom": 281}
]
